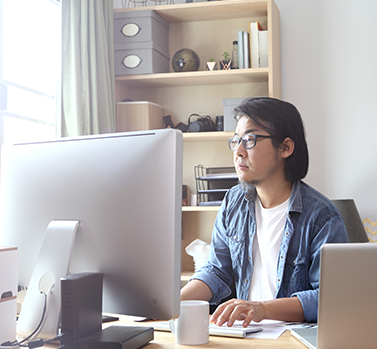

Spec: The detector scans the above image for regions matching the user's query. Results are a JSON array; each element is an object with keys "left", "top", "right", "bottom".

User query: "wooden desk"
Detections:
[
  {"left": 147, "top": 329, "right": 306, "bottom": 348},
  {"left": 105, "top": 315, "right": 307, "bottom": 349}
]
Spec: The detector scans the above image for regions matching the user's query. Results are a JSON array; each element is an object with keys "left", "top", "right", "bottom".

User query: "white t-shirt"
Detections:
[{"left": 248, "top": 196, "right": 289, "bottom": 301}]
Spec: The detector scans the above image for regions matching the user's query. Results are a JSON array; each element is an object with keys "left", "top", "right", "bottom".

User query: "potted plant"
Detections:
[
  {"left": 220, "top": 51, "right": 232, "bottom": 70},
  {"left": 206, "top": 58, "right": 217, "bottom": 71}
]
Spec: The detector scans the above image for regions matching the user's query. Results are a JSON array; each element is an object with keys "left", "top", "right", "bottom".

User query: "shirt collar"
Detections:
[{"left": 243, "top": 180, "right": 303, "bottom": 214}]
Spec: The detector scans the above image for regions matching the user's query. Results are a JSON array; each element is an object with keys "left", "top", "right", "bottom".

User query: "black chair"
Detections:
[{"left": 331, "top": 199, "right": 369, "bottom": 243}]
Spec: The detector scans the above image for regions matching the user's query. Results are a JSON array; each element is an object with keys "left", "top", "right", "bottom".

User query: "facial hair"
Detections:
[
  {"left": 240, "top": 179, "right": 258, "bottom": 190},
  {"left": 238, "top": 147, "right": 282, "bottom": 190}
]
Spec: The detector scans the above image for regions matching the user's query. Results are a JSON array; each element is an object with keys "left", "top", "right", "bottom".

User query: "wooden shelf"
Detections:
[
  {"left": 183, "top": 131, "right": 233, "bottom": 142},
  {"left": 115, "top": 0, "right": 281, "bottom": 276},
  {"left": 114, "top": 0, "right": 268, "bottom": 23},
  {"left": 182, "top": 205, "right": 221, "bottom": 212},
  {"left": 115, "top": 68, "right": 268, "bottom": 89}
]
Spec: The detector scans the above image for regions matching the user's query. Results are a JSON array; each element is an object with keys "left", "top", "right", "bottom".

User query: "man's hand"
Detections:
[
  {"left": 210, "top": 297, "right": 305, "bottom": 327},
  {"left": 210, "top": 298, "right": 265, "bottom": 328}
]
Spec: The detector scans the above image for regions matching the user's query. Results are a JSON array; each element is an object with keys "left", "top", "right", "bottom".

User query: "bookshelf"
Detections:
[{"left": 114, "top": 0, "right": 281, "bottom": 278}]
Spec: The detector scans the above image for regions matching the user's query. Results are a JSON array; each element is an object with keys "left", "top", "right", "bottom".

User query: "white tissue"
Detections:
[{"left": 185, "top": 239, "right": 211, "bottom": 272}]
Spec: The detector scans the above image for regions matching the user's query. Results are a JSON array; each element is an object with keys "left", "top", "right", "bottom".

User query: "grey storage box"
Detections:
[
  {"left": 115, "top": 41, "right": 170, "bottom": 75},
  {"left": 114, "top": 10, "right": 169, "bottom": 53},
  {"left": 222, "top": 97, "right": 246, "bottom": 132}
]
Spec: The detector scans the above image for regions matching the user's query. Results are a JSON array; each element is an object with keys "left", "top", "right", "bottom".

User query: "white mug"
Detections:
[{"left": 169, "top": 300, "right": 209, "bottom": 345}]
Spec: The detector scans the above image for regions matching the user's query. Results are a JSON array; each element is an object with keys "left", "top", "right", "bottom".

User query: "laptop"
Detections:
[{"left": 291, "top": 243, "right": 377, "bottom": 349}]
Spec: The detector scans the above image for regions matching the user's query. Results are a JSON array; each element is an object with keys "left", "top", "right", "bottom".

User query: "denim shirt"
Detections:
[{"left": 192, "top": 180, "right": 349, "bottom": 323}]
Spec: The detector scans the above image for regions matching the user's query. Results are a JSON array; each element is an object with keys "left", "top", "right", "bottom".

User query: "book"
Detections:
[
  {"left": 243, "top": 31, "right": 250, "bottom": 68},
  {"left": 237, "top": 30, "right": 244, "bottom": 69},
  {"left": 259, "top": 30, "right": 268, "bottom": 68},
  {"left": 182, "top": 184, "right": 191, "bottom": 206},
  {"left": 249, "top": 21, "right": 263, "bottom": 68}
]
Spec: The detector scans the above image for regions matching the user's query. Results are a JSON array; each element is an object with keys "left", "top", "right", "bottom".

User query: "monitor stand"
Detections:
[{"left": 17, "top": 220, "right": 80, "bottom": 340}]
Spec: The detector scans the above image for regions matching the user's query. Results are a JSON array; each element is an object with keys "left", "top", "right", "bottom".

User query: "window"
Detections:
[{"left": 0, "top": 0, "right": 60, "bottom": 144}]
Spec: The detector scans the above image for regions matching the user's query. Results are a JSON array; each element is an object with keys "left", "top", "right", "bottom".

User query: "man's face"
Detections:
[{"left": 233, "top": 116, "right": 284, "bottom": 188}]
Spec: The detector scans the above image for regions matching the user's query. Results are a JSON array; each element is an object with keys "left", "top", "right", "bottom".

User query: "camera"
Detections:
[{"left": 188, "top": 114, "right": 215, "bottom": 132}]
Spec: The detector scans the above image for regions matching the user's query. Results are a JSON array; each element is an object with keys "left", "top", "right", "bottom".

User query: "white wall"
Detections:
[{"left": 275, "top": 0, "right": 377, "bottom": 230}]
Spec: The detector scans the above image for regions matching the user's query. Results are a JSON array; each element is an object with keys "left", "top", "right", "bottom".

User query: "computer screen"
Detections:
[{"left": 0, "top": 129, "right": 182, "bottom": 337}]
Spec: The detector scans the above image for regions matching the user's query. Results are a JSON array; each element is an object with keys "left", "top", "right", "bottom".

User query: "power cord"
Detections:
[
  {"left": 24, "top": 333, "right": 67, "bottom": 349},
  {"left": 27, "top": 284, "right": 54, "bottom": 341},
  {"left": 1, "top": 333, "right": 66, "bottom": 349},
  {"left": 1, "top": 284, "right": 57, "bottom": 349}
]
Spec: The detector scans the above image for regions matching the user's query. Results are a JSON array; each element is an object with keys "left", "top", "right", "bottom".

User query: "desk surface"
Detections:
[
  {"left": 105, "top": 315, "right": 307, "bottom": 349},
  {"left": 148, "top": 329, "right": 305, "bottom": 348}
]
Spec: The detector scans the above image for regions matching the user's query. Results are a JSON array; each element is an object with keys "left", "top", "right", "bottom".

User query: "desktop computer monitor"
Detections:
[{"left": 0, "top": 129, "right": 183, "bottom": 338}]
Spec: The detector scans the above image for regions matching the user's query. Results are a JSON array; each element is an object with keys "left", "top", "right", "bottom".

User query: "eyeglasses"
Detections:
[{"left": 228, "top": 133, "right": 273, "bottom": 151}]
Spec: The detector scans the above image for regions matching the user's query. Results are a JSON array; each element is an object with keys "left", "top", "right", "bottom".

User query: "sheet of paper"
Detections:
[{"left": 228, "top": 320, "right": 286, "bottom": 339}]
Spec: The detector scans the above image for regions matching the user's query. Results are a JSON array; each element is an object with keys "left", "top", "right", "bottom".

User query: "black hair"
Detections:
[{"left": 234, "top": 97, "right": 309, "bottom": 181}]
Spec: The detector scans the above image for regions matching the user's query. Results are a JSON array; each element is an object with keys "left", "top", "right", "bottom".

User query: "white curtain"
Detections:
[{"left": 60, "top": 0, "right": 116, "bottom": 137}]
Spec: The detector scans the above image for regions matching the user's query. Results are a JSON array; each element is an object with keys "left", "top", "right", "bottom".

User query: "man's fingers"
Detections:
[
  {"left": 210, "top": 299, "right": 249, "bottom": 327},
  {"left": 210, "top": 298, "right": 236, "bottom": 324}
]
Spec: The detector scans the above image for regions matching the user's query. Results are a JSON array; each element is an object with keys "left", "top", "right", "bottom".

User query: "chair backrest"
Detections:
[{"left": 331, "top": 199, "right": 369, "bottom": 243}]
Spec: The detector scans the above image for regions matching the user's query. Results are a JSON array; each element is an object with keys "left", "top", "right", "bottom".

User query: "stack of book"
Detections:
[{"left": 237, "top": 21, "right": 268, "bottom": 69}]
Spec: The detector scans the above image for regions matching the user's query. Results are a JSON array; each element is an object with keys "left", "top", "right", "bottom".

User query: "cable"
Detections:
[
  {"left": 27, "top": 333, "right": 67, "bottom": 349},
  {"left": 2, "top": 284, "right": 56, "bottom": 349},
  {"left": 28, "top": 283, "right": 55, "bottom": 341},
  {"left": 0, "top": 303, "right": 46, "bottom": 349},
  {"left": 1, "top": 333, "right": 66, "bottom": 349},
  {"left": 18, "top": 292, "right": 48, "bottom": 345},
  {"left": 1, "top": 342, "right": 23, "bottom": 348}
]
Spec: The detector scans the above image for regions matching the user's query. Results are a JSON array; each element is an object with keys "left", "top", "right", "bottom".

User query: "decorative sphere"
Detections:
[{"left": 172, "top": 48, "right": 200, "bottom": 72}]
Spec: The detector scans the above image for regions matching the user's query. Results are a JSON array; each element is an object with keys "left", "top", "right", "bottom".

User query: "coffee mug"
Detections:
[{"left": 169, "top": 300, "right": 209, "bottom": 345}]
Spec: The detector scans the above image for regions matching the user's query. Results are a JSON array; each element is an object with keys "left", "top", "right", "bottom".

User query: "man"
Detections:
[{"left": 181, "top": 97, "right": 348, "bottom": 327}]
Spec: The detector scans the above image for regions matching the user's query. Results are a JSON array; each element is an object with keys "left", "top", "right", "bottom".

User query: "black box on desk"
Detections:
[
  {"left": 60, "top": 272, "right": 103, "bottom": 344},
  {"left": 114, "top": 10, "right": 169, "bottom": 51}
]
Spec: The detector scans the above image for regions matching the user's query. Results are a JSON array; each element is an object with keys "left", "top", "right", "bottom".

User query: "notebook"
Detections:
[{"left": 291, "top": 243, "right": 377, "bottom": 349}]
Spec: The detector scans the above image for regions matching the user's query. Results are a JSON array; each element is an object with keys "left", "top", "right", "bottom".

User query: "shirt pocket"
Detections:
[
  {"left": 226, "top": 228, "right": 246, "bottom": 267},
  {"left": 283, "top": 253, "right": 309, "bottom": 292}
]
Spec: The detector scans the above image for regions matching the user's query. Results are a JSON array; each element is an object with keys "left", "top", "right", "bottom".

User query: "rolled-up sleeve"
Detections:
[
  {"left": 290, "top": 210, "right": 349, "bottom": 322},
  {"left": 190, "top": 201, "right": 235, "bottom": 304}
]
